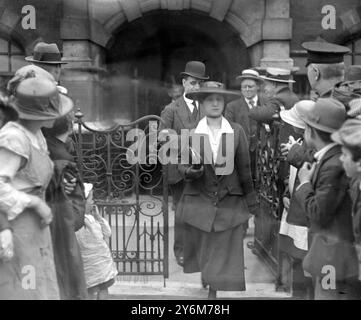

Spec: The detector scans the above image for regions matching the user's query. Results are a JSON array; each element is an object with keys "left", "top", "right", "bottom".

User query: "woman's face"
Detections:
[{"left": 202, "top": 94, "right": 225, "bottom": 118}]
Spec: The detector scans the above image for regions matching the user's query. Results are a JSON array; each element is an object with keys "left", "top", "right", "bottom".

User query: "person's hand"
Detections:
[
  {"left": 298, "top": 162, "right": 317, "bottom": 185},
  {"left": 63, "top": 177, "right": 76, "bottom": 195},
  {"left": 283, "top": 197, "right": 290, "bottom": 210},
  {"left": 185, "top": 165, "right": 204, "bottom": 180},
  {"left": 280, "top": 136, "right": 301, "bottom": 157},
  {"left": 0, "top": 229, "right": 13, "bottom": 261},
  {"left": 33, "top": 198, "right": 53, "bottom": 228}
]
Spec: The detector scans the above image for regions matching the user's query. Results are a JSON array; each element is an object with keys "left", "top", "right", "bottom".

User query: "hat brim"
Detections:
[
  {"left": 260, "top": 75, "right": 295, "bottom": 83},
  {"left": 25, "top": 56, "right": 68, "bottom": 64},
  {"left": 185, "top": 88, "right": 242, "bottom": 103},
  {"left": 180, "top": 72, "right": 209, "bottom": 80},
  {"left": 280, "top": 109, "right": 305, "bottom": 129},
  {"left": 236, "top": 75, "right": 264, "bottom": 82},
  {"left": 17, "top": 93, "right": 74, "bottom": 120},
  {"left": 299, "top": 114, "right": 337, "bottom": 133}
]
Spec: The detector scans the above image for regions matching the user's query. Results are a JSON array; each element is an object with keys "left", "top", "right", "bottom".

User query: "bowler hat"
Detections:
[
  {"left": 236, "top": 69, "right": 263, "bottom": 83},
  {"left": 180, "top": 61, "right": 209, "bottom": 80},
  {"left": 185, "top": 81, "right": 241, "bottom": 103},
  {"left": 299, "top": 98, "right": 346, "bottom": 133},
  {"left": 25, "top": 42, "right": 67, "bottom": 65},
  {"left": 280, "top": 100, "right": 315, "bottom": 129},
  {"left": 302, "top": 41, "right": 349, "bottom": 67},
  {"left": 331, "top": 118, "right": 361, "bottom": 148},
  {"left": 260, "top": 67, "right": 295, "bottom": 83},
  {"left": 12, "top": 77, "right": 73, "bottom": 120}
]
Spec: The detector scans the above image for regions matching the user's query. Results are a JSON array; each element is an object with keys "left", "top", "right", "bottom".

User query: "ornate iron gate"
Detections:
[
  {"left": 253, "top": 122, "right": 285, "bottom": 287},
  {"left": 71, "top": 111, "right": 169, "bottom": 279}
]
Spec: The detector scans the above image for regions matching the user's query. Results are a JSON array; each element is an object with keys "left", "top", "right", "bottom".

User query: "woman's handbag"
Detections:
[{"left": 302, "top": 232, "right": 359, "bottom": 281}]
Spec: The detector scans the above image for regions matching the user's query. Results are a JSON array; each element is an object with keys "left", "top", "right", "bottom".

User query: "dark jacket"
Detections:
[
  {"left": 349, "top": 178, "right": 361, "bottom": 244},
  {"left": 177, "top": 122, "right": 257, "bottom": 233},
  {"left": 160, "top": 96, "right": 204, "bottom": 184},
  {"left": 294, "top": 145, "right": 354, "bottom": 242},
  {"left": 225, "top": 94, "right": 266, "bottom": 151},
  {"left": 45, "top": 135, "right": 88, "bottom": 300}
]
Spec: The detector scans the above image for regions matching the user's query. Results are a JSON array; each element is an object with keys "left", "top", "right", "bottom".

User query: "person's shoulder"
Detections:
[
  {"left": 0, "top": 122, "right": 31, "bottom": 158},
  {"left": 227, "top": 97, "right": 244, "bottom": 107},
  {"left": 228, "top": 121, "right": 246, "bottom": 135},
  {"left": 165, "top": 96, "right": 185, "bottom": 110}
]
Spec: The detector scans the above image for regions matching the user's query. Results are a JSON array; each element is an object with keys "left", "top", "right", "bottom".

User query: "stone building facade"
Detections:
[{"left": 1, "top": 0, "right": 361, "bottom": 121}]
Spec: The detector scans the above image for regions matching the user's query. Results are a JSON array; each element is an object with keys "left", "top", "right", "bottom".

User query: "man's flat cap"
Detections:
[
  {"left": 302, "top": 41, "right": 350, "bottom": 67},
  {"left": 331, "top": 118, "right": 361, "bottom": 148}
]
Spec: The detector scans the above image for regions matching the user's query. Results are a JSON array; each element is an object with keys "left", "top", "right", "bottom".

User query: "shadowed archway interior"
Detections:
[{"left": 104, "top": 11, "right": 249, "bottom": 122}]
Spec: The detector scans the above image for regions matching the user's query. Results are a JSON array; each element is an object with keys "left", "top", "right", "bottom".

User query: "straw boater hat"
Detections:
[
  {"left": 280, "top": 100, "right": 315, "bottom": 129},
  {"left": 180, "top": 61, "right": 209, "bottom": 80},
  {"left": 260, "top": 67, "right": 295, "bottom": 83},
  {"left": 185, "top": 81, "right": 242, "bottom": 103},
  {"left": 11, "top": 76, "right": 73, "bottom": 120},
  {"left": 299, "top": 98, "right": 346, "bottom": 133},
  {"left": 236, "top": 69, "right": 263, "bottom": 83},
  {"left": 25, "top": 42, "right": 67, "bottom": 65}
]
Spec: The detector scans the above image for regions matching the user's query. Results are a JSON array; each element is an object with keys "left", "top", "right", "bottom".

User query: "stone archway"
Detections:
[{"left": 60, "top": 0, "right": 294, "bottom": 121}]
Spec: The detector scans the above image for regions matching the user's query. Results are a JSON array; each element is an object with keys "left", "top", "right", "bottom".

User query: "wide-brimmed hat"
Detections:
[
  {"left": 331, "top": 118, "right": 361, "bottom": 148},
  {"left": 260, "top": 67, "right": 295, "bottom": 83},
  {"left": 236, "top": 69, "right": 263, "bottom": 83},
  {"left": 280, "top": 100, "right": 315, "bottom": 129},
  {"left": 299, "top": 98, "right": 346, "bottom": 133},
  {"left": 180, "top": 61, "right": 209, "bottom": 80},
  {"left": 185, "top": 81, "right": 242, "bottom": 103},
  {"left": 7, "top": 65, "right": 56, "bottom": 95},
  {"left": 12, "top": 77, "right": 73, "bottom": 120},
  {"left": 25, "top": 42, "right": 67, "bottom": 65}
]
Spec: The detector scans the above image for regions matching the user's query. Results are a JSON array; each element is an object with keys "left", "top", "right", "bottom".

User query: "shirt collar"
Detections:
[
  {"left": 183, "top": 92, "right": 194, "bottom": 105},
  {"left": 194, "top": 116, "right": 234, "bottom": 135},
  {"left": 314, "top": 142, "right": 338, "bottom": 162},
  {"left": 246, "top": 95, "right": 258, "bottom": 105}
]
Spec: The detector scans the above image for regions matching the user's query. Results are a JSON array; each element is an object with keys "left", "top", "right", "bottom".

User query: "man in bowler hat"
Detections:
[{"left": 159, "top": 61, "right": 209, "bottom": 266}]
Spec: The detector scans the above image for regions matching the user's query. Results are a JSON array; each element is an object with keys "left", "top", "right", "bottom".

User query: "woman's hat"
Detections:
[
  {"left": 280, "top": 100, "right": 315, "bottom": 129},
  {"left": 25, "top": 42, "right": 67, "bottom": 65},
  {"left": 180, "top": 61, "right": 209, "bottom": 80},
  {"left": 185, "top": 81, "right": 242, "bottom": 103},
  {"left": 7, "top": 65, "right": 56, "bottom": 95},
  {"left": 260, "top": 67, "right": 295, "bottom": 83},
  {"left": 236, "top": 69, "right": 263, "bottom": 83},
  {"left": 299, "top": 98, "right": 346, "bottom": 133},
  {"left": 12, "top": 76, "right": 73, "bottom": 120}
]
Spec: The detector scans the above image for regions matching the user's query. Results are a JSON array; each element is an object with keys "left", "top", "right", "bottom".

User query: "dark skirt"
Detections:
[{"left": 183, "top": 223, "right": 246, "bottom": 291}]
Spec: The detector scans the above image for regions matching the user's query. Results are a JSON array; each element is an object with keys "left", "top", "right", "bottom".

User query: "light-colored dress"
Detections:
[
  {"left": 0, "top": 121, "right": 59, "bottom": 300},
  {"left": 76, "top": 205, "right": 117, "bottom": 289}
]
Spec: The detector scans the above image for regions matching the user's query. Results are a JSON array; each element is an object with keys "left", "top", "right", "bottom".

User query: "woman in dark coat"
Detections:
[
  {"left": 177, "top": 81, "right": 257, "bottom": 299},
  {"left": 43, "top": 114, "right": 88, "bottom": 300}
]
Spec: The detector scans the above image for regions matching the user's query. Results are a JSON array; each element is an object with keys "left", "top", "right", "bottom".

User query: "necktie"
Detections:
[
  {"left": 192, "top": 101, "right": 198, "bottom": 120},
  {"left": 248, "top": 99, "right": 255, "bottom": 109}
]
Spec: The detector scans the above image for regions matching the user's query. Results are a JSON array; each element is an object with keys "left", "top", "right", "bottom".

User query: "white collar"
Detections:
[
  {"left": 245, "top": 95, "right": 258, "bottom": 104},
  {"left": 314, "top": 142, "right": 338, "bottom": 162},
  {"left": 183, "top": 93, "right": 194, "bottom": 105},
  {"left": 194, "top": 116, "right": 234, "bottom": 135}
]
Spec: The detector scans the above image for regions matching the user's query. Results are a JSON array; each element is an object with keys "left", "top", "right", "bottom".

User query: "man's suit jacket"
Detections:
[
  {"left": 294, "top": 145, "right": 354, "bottom": 243},
  {"left": 225, "top": 94, "right": 266, "bottom": 152},
  {"left": 349, "top": 178, "right": 361, "bottom": 244},
  {"left": 160, "top": 96, "right": 204, "bottom": 184},
  {"left": 177, "top": 122, "right": 257, "bottom": 233}
]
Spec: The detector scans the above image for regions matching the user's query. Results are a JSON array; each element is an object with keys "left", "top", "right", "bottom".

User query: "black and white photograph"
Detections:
[{"left": 0, "top": 0, "right": 361, "bottom": 308}]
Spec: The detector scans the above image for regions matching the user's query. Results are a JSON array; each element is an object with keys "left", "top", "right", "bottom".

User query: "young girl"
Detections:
[{"left": 76, "top": 183, "right": 118, "bottom": 300}]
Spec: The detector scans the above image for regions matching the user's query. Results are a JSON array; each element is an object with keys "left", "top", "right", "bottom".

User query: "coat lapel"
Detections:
[{"left": 175, "top": 97, "right": 190, "bottom": 129}]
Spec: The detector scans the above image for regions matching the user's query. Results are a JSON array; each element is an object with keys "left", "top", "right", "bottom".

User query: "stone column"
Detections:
[
  {"left": 60, "top": 0, "right": 110, "bottom": 121},
  {"left": 259, "top": 0, "right": 294, "bottom": 70}
]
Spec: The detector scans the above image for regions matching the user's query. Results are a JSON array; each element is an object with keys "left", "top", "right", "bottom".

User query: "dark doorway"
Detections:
[{"left": 104, "top": 11, "right": 250, "bottom": 122}]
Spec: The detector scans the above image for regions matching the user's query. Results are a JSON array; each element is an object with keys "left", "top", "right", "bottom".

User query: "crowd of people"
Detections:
[
  {"left": 0, "top": 42, "right": 117, "bottom": 300},
  {"left": 160, "top": 40, "right": 361, "bottom": 300}
]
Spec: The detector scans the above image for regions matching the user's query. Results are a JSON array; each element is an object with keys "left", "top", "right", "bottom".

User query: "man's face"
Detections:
[
  {"left": 340, "top": 146, "right": 361, "bottom": 179},
  {"left": 202, "top": 93, "right": 225, "bottom": 118},
  {"left": 182, "top": 76, "right": 203, "bottom": 94},
  {"left": 241, "top": 79, "right": 258, "bottom": 99},
  {"left": 37, "top": 63, "right": 62, "bottom": 82},
  {"left": 263, "top": 80, "right": 277, "bottom": 99}
]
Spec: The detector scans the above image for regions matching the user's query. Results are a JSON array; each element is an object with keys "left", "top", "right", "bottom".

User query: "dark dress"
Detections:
[
  {"left": 177, "top": 118, "right": 257, "bottom": 291},
  {"left": 44, "top": 134, "right": 88, "bottom": 300}
]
